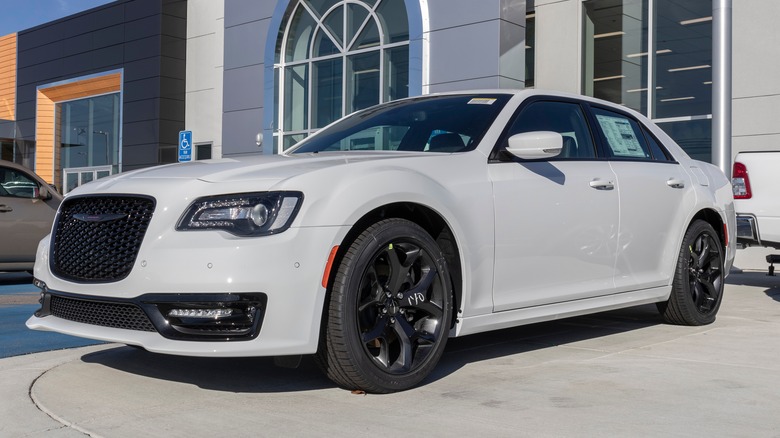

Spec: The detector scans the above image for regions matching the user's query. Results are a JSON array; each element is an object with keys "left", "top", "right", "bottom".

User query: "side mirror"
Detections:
[
  {"left": 37, "top": 185, "right": 52, "bottom": 200},
  {"left": 506, "top": 131, "right": 563, "bottom": 160}
]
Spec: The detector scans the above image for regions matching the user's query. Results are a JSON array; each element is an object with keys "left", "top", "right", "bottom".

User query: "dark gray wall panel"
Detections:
[
  {"left": 223, "top": 65, "right": 264, "bottom": 113},
  {"left": 224, "top": 19, "right": 267, "bottom": 70},
  {"left": 14, "top": 0, "right": 187, "bottom": 170},
  {"left": 222, "top": 109, "right": 263, "bottom": 156}
]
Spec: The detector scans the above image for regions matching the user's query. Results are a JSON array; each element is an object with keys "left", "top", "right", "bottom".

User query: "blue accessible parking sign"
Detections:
[{"left": 178, "top": 130, "right": 193, "bottom": 162}]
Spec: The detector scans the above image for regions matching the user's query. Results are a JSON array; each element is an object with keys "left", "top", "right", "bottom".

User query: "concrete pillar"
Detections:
[{"left": 534, "top": 0, "right": 581, "bottom": 93}]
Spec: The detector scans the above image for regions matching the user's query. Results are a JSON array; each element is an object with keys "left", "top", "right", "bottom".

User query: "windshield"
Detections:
[{"left": 288, "top": 94, "right": 511, "bottom": 154}]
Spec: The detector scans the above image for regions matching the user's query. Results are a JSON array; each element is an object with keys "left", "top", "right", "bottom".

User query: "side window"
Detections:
[
  {"left": 642, "top": 126, "right": 675, "bottom": 162},
  {"left": 505, "top": 101, "right": 595, "bottom": 159},
  {"left": 0, "top": 167, "right": 39, "bottom": 199},
  {"left": 592, "top": 107, "right": 652, "bottom": 160}
]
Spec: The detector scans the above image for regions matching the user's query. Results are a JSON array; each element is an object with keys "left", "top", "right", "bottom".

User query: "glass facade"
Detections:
[
  {"left": 55, "top": 93, "right": 120, "bottom": 193},
  {"left": 584, "top": 0, "right": 713, "bottom": 161},
  {"left": 274, "top": 0, "right": 410, "bottom": 150}
]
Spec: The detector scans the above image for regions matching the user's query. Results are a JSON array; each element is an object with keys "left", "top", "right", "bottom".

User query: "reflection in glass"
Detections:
[
  {"left": 653, "top": 0, "right": 712, "bottom": 119},
  {"left": 65, "top": 173, "right": 78, "bottom": 194},
  {"left": 323, "top": 5, "right": 344, "bottom": 47},
  {"left": 283, "top": 133, "right": 307, "bottom": 150},
  {"left": 348, "top": 51, "right": 380, "bottom": 113},
  {"left": 284, "top": 64, "right": 308, "bottom": 131},
  {"left": 582, "top": 0, "right": 713, "bottom": 161},
  {"left": 285, "top": 7, "right": 316, "bottom": 62},
  {"left": 347, "top": 3, "right": 369, "bottom": 46},
  {"left": 313, "top": 58, "right": 343, "bottom": 128},
  {"left": 384, "top": 45, "right": 409, "bottom": 102},
  {"left": 55, "top": 93, "right": 120, "bottom": 192},
  {"left": 525, "top": 13, "right": 535, "bottom": 88},
  {"left": 584, "top": 0, "right": 648, "bottom": 114},
  {"left": 656, "top": 118, "right": 711, "bottom": 162},
  {"left": 276, "top": 0, "right": 410, "bottom": 151},
  {"left": 376, "top": 0, "right": 408, "bottom": 43}
]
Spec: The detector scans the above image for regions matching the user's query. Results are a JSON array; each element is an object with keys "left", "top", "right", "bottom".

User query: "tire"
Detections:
[
  {"left": 318, "top": 218, "right": 452, "bottom": 393},
  {"left": 658, "top": 220, "right": 725, "bottom": 325}
]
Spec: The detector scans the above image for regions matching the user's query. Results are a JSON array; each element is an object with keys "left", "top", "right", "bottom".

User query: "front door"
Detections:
[{"left": 490, "top": 100, "right": 619, "bottom": 311}]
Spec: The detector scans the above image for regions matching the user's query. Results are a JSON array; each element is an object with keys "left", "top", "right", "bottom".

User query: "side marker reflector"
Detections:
[{"left": 322, "top": 246, "right": 340, "bottom": 288}]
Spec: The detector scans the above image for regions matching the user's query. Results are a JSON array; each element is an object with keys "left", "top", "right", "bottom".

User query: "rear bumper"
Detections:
[
  {"left": 736, "top": 214, "right": 780, "bottom": 250},
  {"left": 736, "top": 214, "right": 759, "bottom": 248}
]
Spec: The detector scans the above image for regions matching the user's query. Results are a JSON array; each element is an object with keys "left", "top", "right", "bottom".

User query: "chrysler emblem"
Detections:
[{"left": 73, "top": 213, "right": 127, "bottom": 223}]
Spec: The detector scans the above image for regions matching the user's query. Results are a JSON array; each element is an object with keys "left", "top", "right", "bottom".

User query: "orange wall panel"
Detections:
[
  {"left": 35, "top": 91, "right": 55, "bottom": 183},
  {"left": 34, "top": 71, "right": 123, "bottom": 184},
  {"left": 0, "top": 33, "right": 17, "bottom": 120}
]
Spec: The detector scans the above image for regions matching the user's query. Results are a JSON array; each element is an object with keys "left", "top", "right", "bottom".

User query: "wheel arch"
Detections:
[
  {"left": 323, "top": 202, "right": 463, "bottom": 329},
  {"left": 691, "top": 208, "right": 727, "bottom": 248}
]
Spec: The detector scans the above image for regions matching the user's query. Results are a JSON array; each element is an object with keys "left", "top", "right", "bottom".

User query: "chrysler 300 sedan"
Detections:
[{"left": 27, "top": 90, "right": 735, "bottom": 393}]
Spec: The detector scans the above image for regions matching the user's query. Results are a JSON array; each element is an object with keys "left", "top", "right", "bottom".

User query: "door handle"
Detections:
[
  {"left": 667, "top": 179, "right": 685, "bottom": 189},
  {"left": 589, "top": 179, "right": 615, "bottom": 190},
  {"left": 0, "top": 204, "right": 12, "bottom": 212}
]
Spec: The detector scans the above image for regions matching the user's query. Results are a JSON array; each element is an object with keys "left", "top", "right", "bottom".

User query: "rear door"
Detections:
[{"left": 589, "top": 106, "right": 694, "bottom": 291}]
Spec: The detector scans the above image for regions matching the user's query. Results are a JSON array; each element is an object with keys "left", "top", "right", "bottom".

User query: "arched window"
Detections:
[{"left": 274, "top": 0, "right": 410, "bottom": 151}]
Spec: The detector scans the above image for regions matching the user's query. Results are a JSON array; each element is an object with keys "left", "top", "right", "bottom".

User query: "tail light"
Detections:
[{"left": 732, "top": 162, "right": 751, "bottom": 199}]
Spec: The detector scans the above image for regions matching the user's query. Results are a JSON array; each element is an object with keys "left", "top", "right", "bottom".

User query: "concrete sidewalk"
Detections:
[{"left": 2, "top": 250, "right": 779, "bottom": 437}]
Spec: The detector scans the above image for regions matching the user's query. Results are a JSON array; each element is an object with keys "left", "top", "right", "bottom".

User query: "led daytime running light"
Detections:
[{"left": 168, "top": 308, "right": 234, "bottom": 319}]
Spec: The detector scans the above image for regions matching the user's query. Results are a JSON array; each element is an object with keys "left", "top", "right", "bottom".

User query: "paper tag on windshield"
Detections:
[{"left": 468, "top": 98, "right": 497, "bottom": 105}]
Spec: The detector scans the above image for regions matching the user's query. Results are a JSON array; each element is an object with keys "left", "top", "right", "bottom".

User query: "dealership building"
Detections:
[{"left": 0, "top": 0, "right": 776, "bottom": 193}]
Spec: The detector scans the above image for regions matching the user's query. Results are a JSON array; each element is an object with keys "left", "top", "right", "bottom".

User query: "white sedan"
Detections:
[{"left": 27, "top": 90, "right": 736, "bottom": 393}]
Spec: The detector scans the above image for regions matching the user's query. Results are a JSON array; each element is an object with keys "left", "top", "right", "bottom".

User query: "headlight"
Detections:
[{"left": 177, "top": 191, "right": 303, "bottom": 236}]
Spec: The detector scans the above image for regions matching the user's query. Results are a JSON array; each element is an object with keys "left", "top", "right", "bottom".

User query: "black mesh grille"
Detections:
[
  {"left": 52, "top": 196, "right": 155, "bottom": 282},
  {"left": 50, "top": 295, "right": 156, "bottom": 332}
]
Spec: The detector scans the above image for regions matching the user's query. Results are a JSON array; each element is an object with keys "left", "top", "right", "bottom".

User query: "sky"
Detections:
[{"left": 0, "top": 0, "right": 116, "bottom": 36}]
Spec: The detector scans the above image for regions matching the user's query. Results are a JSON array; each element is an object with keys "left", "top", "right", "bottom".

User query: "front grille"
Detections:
[
  {"left": 52, "top": 195, "right": 155, "bottom": 283},
  {"left": 50, "top": 295, "right": 156, "bottom": 332}
]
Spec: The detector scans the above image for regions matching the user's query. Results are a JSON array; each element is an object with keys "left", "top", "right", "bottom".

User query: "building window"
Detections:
[
  {"left": 196, "top": 142, "right": 212, "bottom": 160},
  {"left": 526, "top": 11, "right": 535, "bottom": 88},
  {"left": 583, "top": 0, "right": 712, "bottom": 161},
  {"left": 274, "top": 0, "right": 410, "bottom": 151},
  {"left": 55, "top": 93, "right": 120, "bottom": 193},
  {"left": 36, "top": 70, "right": 122, "bottom": 188}
]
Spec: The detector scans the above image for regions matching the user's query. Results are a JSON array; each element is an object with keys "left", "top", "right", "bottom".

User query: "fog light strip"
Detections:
[{"left": 168, "top": 308, "right": 233, "bottom": 319}]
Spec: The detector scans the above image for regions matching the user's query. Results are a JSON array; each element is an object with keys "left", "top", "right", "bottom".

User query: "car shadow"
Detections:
[
  {"left": 0, "top": 272, "right": 33, "bottom": 286},
  {"left": 81, "top": 303, "right": 664, "bottom": 394},
  {"left": 726, "top": 270, "right": 780, "bottom": 302}
]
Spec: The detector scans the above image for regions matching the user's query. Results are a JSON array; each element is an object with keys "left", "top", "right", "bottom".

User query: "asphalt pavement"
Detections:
[
  {"left": 0, "top": 272, "right": 103, "bottom": 358},
  {"left": 1, "top": 247, "right": 779, "bottom": 437}
]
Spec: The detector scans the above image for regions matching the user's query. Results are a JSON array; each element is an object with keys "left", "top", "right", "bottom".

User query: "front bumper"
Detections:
[
  {"left": 26, "top": 224, "right": 348, "bottom": 357},
  {"left": 34, "top": 286, "right": 267, "bottom": 341}
]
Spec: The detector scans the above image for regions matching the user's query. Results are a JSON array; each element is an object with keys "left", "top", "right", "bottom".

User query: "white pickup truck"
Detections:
[{"left": 732, "top": 151, "right": 780, "bottom": 272}]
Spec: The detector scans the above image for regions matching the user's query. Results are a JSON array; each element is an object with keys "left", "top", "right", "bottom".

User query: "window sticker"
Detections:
[
  {"left": 595, "top": 114, "right": 645, "bottom": 157},
  {"left": 468, "top": 98, "right": 497, "bottom": 105}
]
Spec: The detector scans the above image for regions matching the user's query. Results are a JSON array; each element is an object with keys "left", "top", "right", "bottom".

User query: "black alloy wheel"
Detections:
[
  {"left": 659, "top": 220, "right": 724, "bottom": 325},
  {"left": 318, "top": 218, "right": 452, "bottom": 393}
]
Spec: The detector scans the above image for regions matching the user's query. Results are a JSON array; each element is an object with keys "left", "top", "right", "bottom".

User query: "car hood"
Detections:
[
  {"left": 144, "top": 152, "right": 432, "bottom": 183},
  {"left": 75, "top": 152, "right": 431, "bottom": 191}
]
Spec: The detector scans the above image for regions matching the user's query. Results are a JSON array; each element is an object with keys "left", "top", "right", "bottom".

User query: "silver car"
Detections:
[{"left": 0, "top": 160, "right": 62, "bottom": 272}]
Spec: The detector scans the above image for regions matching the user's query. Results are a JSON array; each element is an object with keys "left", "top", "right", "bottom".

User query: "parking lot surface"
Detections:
[
  {"left": 1, "top": 249, "right": 779, "bottom": 437},
  {"left": 0, "top": 273, "right": 103, "bottom": 358}
]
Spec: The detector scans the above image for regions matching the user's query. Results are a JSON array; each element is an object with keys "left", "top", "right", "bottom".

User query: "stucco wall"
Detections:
[
  {"left": 220, "top": 0, "right": 275, "bottom": 156},
  {"left": 731, "top": 1, "right": 780, "bottom": 157},
  {"left": 186, "top": 0, "right": 224, "bottom": 159}
]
